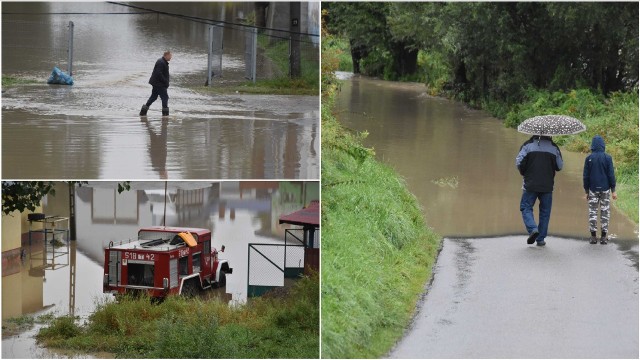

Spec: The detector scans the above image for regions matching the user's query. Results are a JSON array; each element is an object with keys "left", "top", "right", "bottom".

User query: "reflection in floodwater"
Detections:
[
  {"left": 1, "top": 181, "right": 319, "bottom": 358},
  {"left": 1, "top": 2, "right": 319, "bottom": 179},
  {"left": 336, "top": 75, "right": 638, "bottom": 245}
]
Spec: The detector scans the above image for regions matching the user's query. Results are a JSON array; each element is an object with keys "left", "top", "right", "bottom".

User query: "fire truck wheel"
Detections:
[
  {"left": 219, "top": 272, "right": 227, "bottom": 288},
  {"left": 182, "top": 279, "right": 199, "bottom": 297}
]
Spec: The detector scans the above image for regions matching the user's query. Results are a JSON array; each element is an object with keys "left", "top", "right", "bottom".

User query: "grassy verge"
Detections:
[
  {"left": 2, "top": 75, "right": 39, "bottom": 87},
  {"left": 499, "top": 89, "right": 639, "bottom": 223},
  {"left": 36, "top": 274, "right": 319, "bottom": 358},
  {"left": 321, "top": 32, "right": 441, "bottom": 358},
  {"left": 191, "top": 78, "right": 318, "bottom": 96}
]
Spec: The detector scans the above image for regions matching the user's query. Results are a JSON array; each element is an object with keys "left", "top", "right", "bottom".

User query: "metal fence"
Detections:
[
  {"left": 2, "top": 19, "right": 74, "bottom": 75},
  {"left": 247, "top": 242, "right": 304, "bottom": 297},
  {"left": 206, "top": 24, "right": 224, "bottom": 85},
  {"left": 247, "top": 31, "right": 319, "bottom": 84},
  {"left": 223, "top": 25, "right": 319, "bottom": 85},
  {"left": 2, "top": 11, "right": 318, "bottom": 87}
]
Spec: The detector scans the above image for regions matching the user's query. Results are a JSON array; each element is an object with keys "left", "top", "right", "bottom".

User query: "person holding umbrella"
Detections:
[{"left": 515, "top": 115, "right": 586, "bottom": 246}]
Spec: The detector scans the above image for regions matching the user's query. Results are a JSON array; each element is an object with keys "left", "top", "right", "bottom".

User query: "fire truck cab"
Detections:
[{"left": 103, "top": 226, "right": 232, "bottom": 297}]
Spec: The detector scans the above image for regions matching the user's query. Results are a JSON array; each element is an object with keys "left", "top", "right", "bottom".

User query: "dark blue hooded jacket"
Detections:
[{"left": 583, "top": 135, "right": 616, "bottom": 193}]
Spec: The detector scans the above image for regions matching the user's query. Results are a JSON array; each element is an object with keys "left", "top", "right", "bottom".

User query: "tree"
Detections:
[
  {"left": 2, "top": 181, "right": 131, "bottom": 215},
  {"left": 324, "top": 2, "right": 419, "bottom": 79}
]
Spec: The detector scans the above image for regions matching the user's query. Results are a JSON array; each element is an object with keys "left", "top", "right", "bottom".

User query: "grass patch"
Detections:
[
  {"left": 191, "top": 78, "right": 318, "bottom": 96},
  {"left": 257, "top": 33, "right": 319, "bottom": 89},
  {"left": 501, "top": 89, "right": 638, "bottom": 223},
  {"left": 321, "top": 31, "right": 441, "bottom": 358},
  {"left": 2, "top": 314, "right": 35, "bottom": 337},
  {"left": 36, "top": 274, "right": 319, "bottom": 358},
  {"left": 2, "top": 75, "right": 39, "bottom": 87},
  {"left": 2, "top": 312, "right": 56, "bottom": 338}
]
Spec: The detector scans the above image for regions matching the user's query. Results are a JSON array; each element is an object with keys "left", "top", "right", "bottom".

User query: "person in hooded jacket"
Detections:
[
  {"left": 583, "top": 135, "right": 617, "bottom": 244},
  {"left": 516, "top": 135, "right": 563, "bottom": 246},
  {"left": 140, "top": 51, "right": 172, "bottom": 116}
]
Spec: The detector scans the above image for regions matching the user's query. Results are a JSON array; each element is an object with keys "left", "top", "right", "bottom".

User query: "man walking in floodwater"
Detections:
[
  {"left": 140, "top": 51, "right": 172, "bottom": 116},
  {"left": 583, "top": 135, "right": 617, "bottom": 245},
  {"left": 516, "top": 135, "right": 563, "bottom": 246}
]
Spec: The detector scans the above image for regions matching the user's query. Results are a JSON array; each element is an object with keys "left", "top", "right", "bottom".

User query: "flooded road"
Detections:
[
  {"left": 335, "top": 73, "right": 638, "bottom": 243},
  {"left": 335, "top": 74, "right": 638, "bottom": 358},
  {"left": 2, "top": 181, "right": 319, "bottom": 358},
  {"left": 2, "top": 2, "right": 319, "bottom": 179}
]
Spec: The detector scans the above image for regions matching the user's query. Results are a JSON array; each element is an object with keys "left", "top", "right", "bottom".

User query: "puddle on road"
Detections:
[
  {"left": 2, "top": 2, "right": 319, "bottom": 179},
  {"left": 336, "top": 75, "right": 638, "bottom": 244},
  {"left": 2, "top": 181, "right": 319, "bottom": 358}
]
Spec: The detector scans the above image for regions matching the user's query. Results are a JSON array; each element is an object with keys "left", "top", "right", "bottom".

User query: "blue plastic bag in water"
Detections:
[{"left": 47, "top": 67, "right": 74, "bottom": 85}]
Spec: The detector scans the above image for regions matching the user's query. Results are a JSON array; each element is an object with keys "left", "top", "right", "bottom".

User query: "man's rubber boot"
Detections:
[
  {"left": 139, "top": 104, "right": 149, "bottom": 116},
  {"left": 162, "top": 107, "right": 169, "bottom": 116}
]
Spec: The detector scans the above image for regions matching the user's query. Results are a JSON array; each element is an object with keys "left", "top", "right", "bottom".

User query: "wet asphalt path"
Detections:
[{"left": 388, "top": 236, "right": 639, "bottom": 359}]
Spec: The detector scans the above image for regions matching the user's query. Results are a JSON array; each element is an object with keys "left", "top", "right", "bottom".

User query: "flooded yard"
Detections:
[{"left": 2, "top": 181, "right": 319, "bottom": 358}]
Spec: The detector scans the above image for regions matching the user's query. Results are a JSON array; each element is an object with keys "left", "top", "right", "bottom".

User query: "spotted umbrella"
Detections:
[{"left": 517, "top": 115, "right": 586, "bottom": 136}]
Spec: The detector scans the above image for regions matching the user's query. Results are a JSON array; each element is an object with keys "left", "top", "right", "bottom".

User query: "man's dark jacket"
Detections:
[
  {"left": 515, "top": 136, "right": 563, "bottom": 193},
  {"left": 583, "top": 135, "right": 616, "bottom": 193},
  {"left": 149, "top": 57, "right": 170, "bottom": 88}
]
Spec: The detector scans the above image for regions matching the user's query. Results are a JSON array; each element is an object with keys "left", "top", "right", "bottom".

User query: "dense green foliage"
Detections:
[
  {"left": 36, "top": 274, "right": 319, "bottom": 358},
  {"left": 324, "top": 2, "right": 638, "bottom": 99},
  {"left": 322, "top": 30, "right": 441, "bottom": 358}
]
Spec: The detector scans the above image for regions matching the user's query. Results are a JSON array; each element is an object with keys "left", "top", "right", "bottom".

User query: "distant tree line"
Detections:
[{"left": 323, "top": 2, "right": 638, "bottom": 103}]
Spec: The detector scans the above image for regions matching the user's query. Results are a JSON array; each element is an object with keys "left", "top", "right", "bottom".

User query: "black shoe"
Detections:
[
  {"left": 536, "top": 240, "right": 546, "bottom": 246},
  {"left": 589, "top": 236, "right": 598, "bottom": 244},
  {"left": 600, "top": 236, "right": 608, "bottom": 245},
  {"left": 139, "top": 104, "right": 149, "bottom": 116},
  {"left": 162, "top": 107, "right": 169, "bottom": 116},
  {"left": 527, "top": 230, "right": 539, "bottom": 244}
]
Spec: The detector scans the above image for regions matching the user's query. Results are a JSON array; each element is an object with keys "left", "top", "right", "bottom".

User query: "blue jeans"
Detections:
[
  {"left": 146, "top": 86, "right": 169, "bottom": 108},
  {"left": 520, "top": 191, "right": 553, "bottom": 242}
]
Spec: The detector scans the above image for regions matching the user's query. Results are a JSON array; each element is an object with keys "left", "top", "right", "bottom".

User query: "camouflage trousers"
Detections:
[{"left": 588, "top": 190, "right": 611, "bottom": 233}]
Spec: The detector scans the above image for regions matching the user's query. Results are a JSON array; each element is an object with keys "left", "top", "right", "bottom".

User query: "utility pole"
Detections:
[
  {"left": 289, "top": 2, "right": 301, "bottom": 78},
  {"left": 68, "top": 183, "right": 76, "bottom": 241}
]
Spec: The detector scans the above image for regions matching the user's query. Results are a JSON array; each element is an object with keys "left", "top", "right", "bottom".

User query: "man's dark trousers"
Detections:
[{"left": 146, "top": 86, "right": 169, "bottom": 108}]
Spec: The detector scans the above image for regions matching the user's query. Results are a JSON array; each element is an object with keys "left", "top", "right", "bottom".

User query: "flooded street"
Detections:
[
  {"left": 2, "top": 181, "right": 319, "bottom": 358},
  {"left": 336, "top": 74, "right": 638, "bottom": 358},
  {"left": 2, "top": 2, "right": 319, "bottom": 179},
  {"left": 335, "top": 73, "right": 638, "bottom": 244}
]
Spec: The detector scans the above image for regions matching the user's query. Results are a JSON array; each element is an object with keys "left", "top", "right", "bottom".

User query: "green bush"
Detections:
[
  {"left": 36, "top": 274, "right": 319, "bottom": 358},
  {"left": 36, "top": 316, "right": 81, "bottom": 341}
]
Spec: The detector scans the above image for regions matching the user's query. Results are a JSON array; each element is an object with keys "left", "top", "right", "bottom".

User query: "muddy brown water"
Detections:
[
  {"left": 335, "top": 73, "right": 638, "bottom": 245},
  {"left": 1, "top": 181, "right": 318, "bottom": 358},
  {"left": 2, "top": 2, "right": 319, "bottom": 179}
]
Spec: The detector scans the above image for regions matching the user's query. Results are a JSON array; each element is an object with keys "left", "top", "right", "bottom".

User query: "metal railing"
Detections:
[{"left": 247, "top": 242, "right": 304, "bottom": 297}]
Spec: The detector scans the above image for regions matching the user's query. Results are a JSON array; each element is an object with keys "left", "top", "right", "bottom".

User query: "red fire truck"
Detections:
[{"left": 103, "top": 226, "right": 232, "bottom": 297}]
